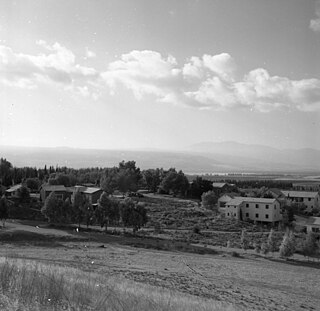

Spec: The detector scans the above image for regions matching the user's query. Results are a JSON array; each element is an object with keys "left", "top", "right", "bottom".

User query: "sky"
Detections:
[{"left": 1, "top": 0, "right": 320, "bottom": 151}]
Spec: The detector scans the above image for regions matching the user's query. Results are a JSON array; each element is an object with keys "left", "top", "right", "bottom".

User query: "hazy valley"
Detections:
[{"left": 1, "top": 142, "right": 320, "bottom": 174}]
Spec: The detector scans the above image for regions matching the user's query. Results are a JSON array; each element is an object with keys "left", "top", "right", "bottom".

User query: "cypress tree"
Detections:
[{"left": 279, "top": 230, "right": 295, "bottom": 259}]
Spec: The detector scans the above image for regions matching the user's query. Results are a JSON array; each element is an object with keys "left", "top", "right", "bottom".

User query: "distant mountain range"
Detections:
[{"left": 1, "top": 142, "right": 320, "bottom": 174}]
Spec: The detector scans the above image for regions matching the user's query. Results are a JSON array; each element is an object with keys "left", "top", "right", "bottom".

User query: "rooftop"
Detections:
[
  {"left": 306, "top": 217, "right": 320, "bottom": 226},
  {"left": 226, "top": 196, "right": 277, "bottom": 206},
  {"left": 226, "top": 198, "right": 244, "bottom": 206},
  {"left": 212, "top": 182, "right": 227, "bottom": 188},
  {"left": 281, "top": 190, "right": 319, "bottom": 198},
  {"left": 83, "top": 187, "right": 103, "bottom": 194},
  {"left": 6, "top": 184, "right": 22, "bottom": 192},
  {"left": 42, "top": 185, "right": 67, "bottom": 192}
]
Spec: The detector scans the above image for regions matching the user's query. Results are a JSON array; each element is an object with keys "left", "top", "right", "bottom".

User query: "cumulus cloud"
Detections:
[
  {"left": 310, "top": 0, "right": 320, "bottom": 32},
  {"left": 1, "top": 42, "right": 320, "bottom": 112},
  {"left": 103, "top": 50, "right": 320, "bottom": 112},
  {"left": 101, "top": 50, "right": 182, "bottom": 101},
  {"left": 0, "top": 41, "right": 99, "bottom": 97}
]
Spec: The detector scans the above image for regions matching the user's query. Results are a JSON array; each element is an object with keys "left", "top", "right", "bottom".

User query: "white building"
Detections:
[
  {"left": 280, "top": 191, "right": 320, "bottom": 212},
  {"left": 225, "top": 197, "right": 282, "bottom": 224}
]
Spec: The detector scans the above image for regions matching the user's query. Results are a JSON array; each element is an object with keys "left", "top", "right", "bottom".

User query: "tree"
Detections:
[
  {"left": 143, "top": 169, "right": 162, "bottom": 193},
  {"left": 117, "top": 161, "right": 142, "bottom": 193},
  {"left": 0, "top": 158, "right": 13, "bottom": 187},
  {"left": 0, "top": 195, "right": 9, "bottom": 227},
  {"left": 100, "top": 167, "right": 120, "bottom": 194},
  {"left": 302, "top": 231, "right": 319, "bottom": 260},
  {"left": 201, "top": 191, "right": 218, "bottom": 212},
  {"left": 16, "top": 186, "right": 30, "bottom": 203},
  {"left": 282, "top": 205, "right": 295, "bottom": 227},
  {"left": 83, "top": 201, "right": 95, "bottom": 229},
  {"left": 267, "top": 229, "right": 278, "bottom": 255},
  {"left": 120, "top": 198, "right": 148, "bottom": 233},
  {"left": 41, "top": 192, "right": 63, "bottom": 223},
  {"left": 240, "top": 229, "right": 249, "bottom": 252},
  {"left": 279, "top": 230, "right": 296, "bottom": 259},
  {"left": 25, "top": 178, "right": 40, "bottom": 192},
  {"left": 159, "top": 169, "right": 189, "bottom": 196},
  {"left": 96, "top": 192, "right": 120, "bottom": 232},
  {"left": 189, "top": 177, "right": 213, "bottom": 199},
  {"left": 71, "top": 191, "right": 88, "bottom": 228}
]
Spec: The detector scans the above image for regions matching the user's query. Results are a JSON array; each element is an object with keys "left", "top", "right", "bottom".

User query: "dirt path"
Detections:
[{"left": 2, "top": 220, "right": 75, "bottom": 237}]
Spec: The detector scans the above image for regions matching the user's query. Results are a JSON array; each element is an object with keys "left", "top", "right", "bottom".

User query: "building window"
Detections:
[
  {"left": 227, "top": 213, "right": 229, "bottom": 216},
  {"left": 245, "top": 213, "right": 249, "bottom": 217},
  {"left": 246, "top": 203, "right": 249, "bottom": 208},
  {"left": 274, "top": 205, "right": 276, "bottom": 210},
  {"left": 266, "top": 205, "right": 269, "bottom": 209},
  {"left": 234, "top": 206, "right": 236, "bottom": 208},
  {"left": 308, "top": 198, "right": 311, "bottom": 201},
  {"left": 265, "top": 214, "right": 269, "bottom": 219},
  {"left": 256, "top": 204, "right": 259, "bottom": 208},
  {"left": 255, "top": 213, "right": 259, "bottom": 218}
]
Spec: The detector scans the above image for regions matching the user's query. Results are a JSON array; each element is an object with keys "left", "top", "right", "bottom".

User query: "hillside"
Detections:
[{"left": 0, "top": 217, "right": 319, "bottom": 311}]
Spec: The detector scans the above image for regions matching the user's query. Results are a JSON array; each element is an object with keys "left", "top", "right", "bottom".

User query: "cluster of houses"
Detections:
[
  {"left": 5, "top": 183, "right": 103, "bottom": 207},
  {"left": 216, "top": 181, "right": 320, "bottom": 233},
  {"left": 4, "top": 180, "right": 320, "bottom": 233}
]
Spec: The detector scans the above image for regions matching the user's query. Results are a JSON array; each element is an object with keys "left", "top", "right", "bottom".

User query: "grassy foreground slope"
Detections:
[{"left": 0, "top": 257, "right": 234, "bottom": 311}]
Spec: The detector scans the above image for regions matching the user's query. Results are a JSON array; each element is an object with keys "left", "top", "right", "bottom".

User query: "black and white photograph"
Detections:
[{"left": 0, "top": 1, "right": 320, "bottom": 310}]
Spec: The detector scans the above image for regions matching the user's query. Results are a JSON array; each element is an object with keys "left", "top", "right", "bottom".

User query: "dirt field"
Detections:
[{"left": 0, "top": 220, "right": 319, "bottom": 311}]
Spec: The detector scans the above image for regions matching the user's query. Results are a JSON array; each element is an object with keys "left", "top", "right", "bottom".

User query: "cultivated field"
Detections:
[{"left": 0, "top": 218, "right": 319, "bottom": 311}]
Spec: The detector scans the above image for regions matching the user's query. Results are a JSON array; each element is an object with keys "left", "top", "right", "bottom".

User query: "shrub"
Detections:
[
  {"left": 231, "top": 251, "right": 240, "bottom": 257},
  {"left": 193, "top": 225, "right": 201, "bottom": 234}
]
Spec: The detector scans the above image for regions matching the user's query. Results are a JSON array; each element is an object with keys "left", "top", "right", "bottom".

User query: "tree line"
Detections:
[
  {"left": 0, "top": 158, "right": 217, "bottom": 200},
  {"left": 41, "top": 190, "right": 148, "bottom": 233}
]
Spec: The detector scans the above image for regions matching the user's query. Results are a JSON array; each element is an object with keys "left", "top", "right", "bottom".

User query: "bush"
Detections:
[
  {"left": 231, "top": 251, "right": 240, "bottom": 257},
  {"left": 193, "top": 225, "right": 201, "bottom": 234}
]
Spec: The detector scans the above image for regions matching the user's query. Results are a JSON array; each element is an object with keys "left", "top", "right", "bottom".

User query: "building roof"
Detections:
[
  {"left": 241, "top": 197, "right": 277, "bottom": 204},
  {"left": 226, "top": 196, "right": 277, "bottom": 206},
  {"left": 226, "top": 198, "right": 244, "bottom": 206},
  {"left": 42, "top": 185, "right": 67, "bottom": 192},
  {"left": 306, "top": 217, "right": 320, "bottom": 227},
  {"left": 281, "top": 191, "right": 319, "bottom": 198},
  {"left": 5, "top": 184, "right": 22, "bottom": 193},
  {"left": 82, "top": 187, "right": 102, "bottom": 194},
  {"left": 218, "top": 193, "right": 239, "bottom": 201},
  {"left": 212, "top": 182, "right": 227, "bottom": 188},
  {"left": 268, "top": 188, "right": 284, "bottom": 197}
]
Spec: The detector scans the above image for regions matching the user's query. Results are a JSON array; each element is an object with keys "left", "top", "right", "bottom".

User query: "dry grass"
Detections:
[{"left": 0, "top": 257, "right": 236, "bottom": 311}]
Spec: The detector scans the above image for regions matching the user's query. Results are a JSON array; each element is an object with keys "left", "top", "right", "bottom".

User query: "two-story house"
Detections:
[
  {"left": 225, "top": 197, "right": 282, "bottom": 224},
  {"left": 280, "top": 190, "right": 320, "bottom": 212}
]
